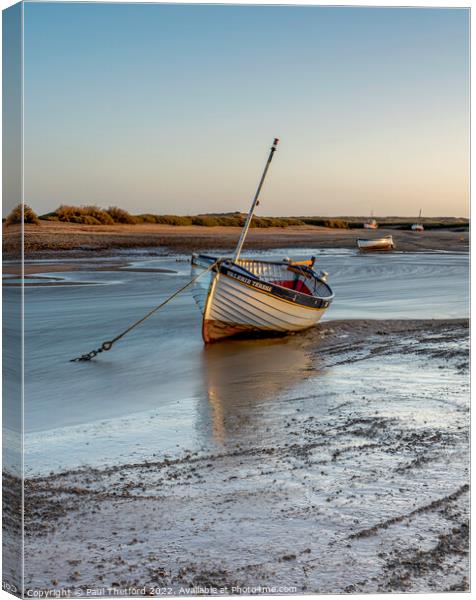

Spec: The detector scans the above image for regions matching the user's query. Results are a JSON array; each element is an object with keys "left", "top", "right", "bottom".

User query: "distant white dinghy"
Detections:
[
  {"left": 190, "top": 138, "right": 334, "bottom": 343},
  {"left": 357, "top": 235, "right": 395, "bottom": 251}
]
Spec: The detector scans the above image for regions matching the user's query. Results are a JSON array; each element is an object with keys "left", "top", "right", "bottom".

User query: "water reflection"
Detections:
[{"left": 199, "top": 336, "right": 314, "bottom": 445}]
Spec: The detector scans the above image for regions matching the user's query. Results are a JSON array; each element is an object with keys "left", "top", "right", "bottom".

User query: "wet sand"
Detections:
[
  {"left": 5, "top": 319, "right": 468, "bottom": 595},
  {"left": 3, "top": 221, "right": 469, "bottom": 258},
  {"left": 3, "top": 262, "right": 177, "bottom": 276}
]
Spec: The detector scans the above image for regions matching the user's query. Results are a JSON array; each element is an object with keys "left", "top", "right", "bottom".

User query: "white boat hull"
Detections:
[
  {"left": 357, "top": 236, "right": 394, "bottom": 251},
  {"left": 203, "top": 271, "right": 327, "bottom": 343},
  {"left": 192, "top": 255, "right": 333, "bottom": 343}
]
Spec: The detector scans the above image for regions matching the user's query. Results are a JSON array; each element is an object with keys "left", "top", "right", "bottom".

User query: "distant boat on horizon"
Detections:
[
  {"left": 363, "top": 210, "right": 378, "bottom": 229},
  {"left": 411, "top": 209, "right": 424, "bottom": 232}
]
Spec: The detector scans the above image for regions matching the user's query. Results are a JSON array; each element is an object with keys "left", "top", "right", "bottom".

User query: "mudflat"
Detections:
[
  {"left": 4, "top": 318, "right": 468, "bottom": 595},
  {"left": 3, "top": 221, "right": 469, "bottom": 258}
]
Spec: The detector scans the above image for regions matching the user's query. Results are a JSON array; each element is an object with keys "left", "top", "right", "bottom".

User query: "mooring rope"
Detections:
[
  {"left": 71, "top": 139, "right": 280, "bottom": 363},
  {"left": 70, "top": 259, "right": 219, "bottom": 362}
]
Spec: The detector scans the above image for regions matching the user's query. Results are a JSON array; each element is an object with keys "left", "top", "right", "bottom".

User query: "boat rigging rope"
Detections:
[{"left": 70, "top": 258, "right": 220, "bottom": 362}]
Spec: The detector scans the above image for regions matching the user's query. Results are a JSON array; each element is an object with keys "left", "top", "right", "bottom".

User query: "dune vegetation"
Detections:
[
  {"left": 9, "top": 204, "right": 355, "bottom": 228},
  {"left": 37, "top": 206, "right": 306, "bottom": 228},
  {"left": 5, "top": 204, "right": 40, "bottom": 225},
  {"left": 4, "top": 203, "right": 469, "bottom": 231}
]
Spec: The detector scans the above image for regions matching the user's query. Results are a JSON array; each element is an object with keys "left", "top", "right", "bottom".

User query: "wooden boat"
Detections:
[
  {"left": 357, "top": 235, "right": 395, "bottom": 251},
  {"left": 190, "top": 138, "right": 334, "bottom": 343},
  {"left": 191, "top": 254, "right": 334, "bottom": 343}
]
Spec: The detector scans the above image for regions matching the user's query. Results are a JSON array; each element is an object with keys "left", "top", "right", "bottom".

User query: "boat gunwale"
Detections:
[{"left": 192, "top": 253, "right": 314, "bottom": 268}]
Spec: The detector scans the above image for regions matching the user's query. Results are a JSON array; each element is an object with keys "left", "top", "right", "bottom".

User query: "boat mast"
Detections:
[{"left": 233, "top": 138, "right": 279, "bottom": 262}]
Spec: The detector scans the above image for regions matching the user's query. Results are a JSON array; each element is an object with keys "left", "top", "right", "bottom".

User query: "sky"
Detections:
[{"left": 16, "top": 2, "right": 470, "bottom": 217}]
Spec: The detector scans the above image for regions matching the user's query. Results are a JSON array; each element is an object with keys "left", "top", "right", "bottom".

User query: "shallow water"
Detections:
[{"left": 4, "top": 248, "right": 467, "bottom": 474}]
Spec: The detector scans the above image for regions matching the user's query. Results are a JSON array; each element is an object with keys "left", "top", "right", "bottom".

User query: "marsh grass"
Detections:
[
  {"left": 5, "top": 204, "right": 40, "bottom": 225},
  {"left": 26, "top": 204, "right": 469, "bottom": 231},
  {"left": 106, "top": 206, "right": 137, "bottom": 224},
  {"left": 39, "top": 206, "right": 306, "bottom": 228},
  {"left": 301, "top": 218, "right": 350, "bottom": 228},
  {"left": 41, "top": 205, "right": 115, "bottom": 225}
]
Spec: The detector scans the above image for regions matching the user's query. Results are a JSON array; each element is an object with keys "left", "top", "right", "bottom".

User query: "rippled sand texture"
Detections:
[{"left": 19, "top": 319, "right": 469, "bottom": 594}]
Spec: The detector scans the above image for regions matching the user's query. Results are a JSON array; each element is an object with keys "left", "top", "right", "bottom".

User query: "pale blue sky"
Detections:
[{"left": 20, "top": 2, "right": 469, "bottom": 216}]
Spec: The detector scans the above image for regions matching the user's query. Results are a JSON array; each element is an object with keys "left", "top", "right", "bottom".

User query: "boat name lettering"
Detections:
[
  {"left": 252, "top": 281, "right": 273, "bottom": 292},
  {"left": 228, "top": 271, "right": 272, "bottom": 292}
]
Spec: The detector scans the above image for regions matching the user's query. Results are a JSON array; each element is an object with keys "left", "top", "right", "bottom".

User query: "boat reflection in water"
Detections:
[{"left": 198, "top": 335, "right": 317, "bottom": 445}]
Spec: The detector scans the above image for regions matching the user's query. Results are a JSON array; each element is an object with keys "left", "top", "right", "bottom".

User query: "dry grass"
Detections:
[
  {"left": 42, "top": 205, "right": 115, "bottom": 225},
  {"left": 39, "top": 206, "right": 307, "bottom": 228},
  {"left": 9, "top": 204, "right": 468, "bottom": 231},
  {"left": 5, "top": 204, "right": 40, "bottom": 225}
]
